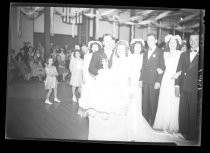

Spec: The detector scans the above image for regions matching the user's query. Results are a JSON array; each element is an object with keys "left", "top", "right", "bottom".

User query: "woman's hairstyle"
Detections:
[
  {"left": 166, "top": 36, "right": 181, "bottom": 50},
  {"left": 113, "top": 40, "right": 130, "bottom": 58},
  {"left": 164, "top": 35, "right": 182, "bottom": 51},
  {"left": 88, "top": 41, "right": 102, "bottom": 53},
  {"left": 130, "top": 41, "right": 145, "bottom": 54},
  {"left": 73, "top": 49, "right": 82, "bottom": 58}
]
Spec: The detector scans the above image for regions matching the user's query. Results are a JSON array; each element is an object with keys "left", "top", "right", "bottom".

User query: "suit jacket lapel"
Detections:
[
  {"left": 185, "top": 51, "right": 191, "bottom": 68},
  {"left": 144, "top": 50, "right": 149, "bottom": 62},
  {"left": 148, "top": 47, "right": 158, "bottom": 61}
]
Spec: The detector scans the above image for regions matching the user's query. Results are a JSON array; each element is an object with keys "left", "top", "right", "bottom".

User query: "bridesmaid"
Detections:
[{"left": 153, "top": 35, "right": 183, "bottom": 136}]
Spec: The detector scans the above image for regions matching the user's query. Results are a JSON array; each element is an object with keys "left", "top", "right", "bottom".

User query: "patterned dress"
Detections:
[{"left": 44, "top": 65, "right": 58, "bottom": 90}]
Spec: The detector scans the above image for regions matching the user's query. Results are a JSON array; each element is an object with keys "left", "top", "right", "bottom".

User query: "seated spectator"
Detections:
[
  {"left": 29, "top": 58, "right": 45, "bottom": 82},
  {"left": 37, "top": 43, "right": 45, "bottom": 60},
  {"left": 8, "top": 49, "right": 18, "bottom": 83},
  {"left": 34, "top": 49, "right": 44, "bottom": 66},
  {"left": 15, "top": 48, "right": 25, "bottom": 62},
  {"left": 15, "top": 54, "right": 31, "bottom": 81}
]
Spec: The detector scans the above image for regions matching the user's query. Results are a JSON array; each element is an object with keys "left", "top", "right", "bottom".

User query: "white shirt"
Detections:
[
  {"left": 190, "top": 47, "right": 199, "bottom": 62},
  {"left": 148, "top": 46, "right": 156, "bottom": 60},
  {"left": 104, "top": 48, "right": 112, "bottom": 60}
]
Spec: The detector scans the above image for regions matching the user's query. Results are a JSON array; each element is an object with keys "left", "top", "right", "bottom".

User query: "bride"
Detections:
[
  {"left": 84, "top": 39, "right": 188, "bottom": 145},
  {"left": 87, "top": 40, "right": 131, "bottom": 141}
]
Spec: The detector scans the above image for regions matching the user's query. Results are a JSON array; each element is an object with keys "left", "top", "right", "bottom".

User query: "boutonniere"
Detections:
[{"left": 153, "top": 54, "right": 156, "bottom": 58}]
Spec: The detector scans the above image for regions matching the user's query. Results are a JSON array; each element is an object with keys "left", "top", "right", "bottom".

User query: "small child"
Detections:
[
  {"left": 44, "top": 56, "right": 61, "bottom": 104},
  {"left": 69, "top": 50, "right": 84, "bottom": 102}
]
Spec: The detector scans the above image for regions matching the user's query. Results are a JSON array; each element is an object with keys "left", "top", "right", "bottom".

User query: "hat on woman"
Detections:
[{"left": 130, "top": 38, "right": 145, "bottom": 47}]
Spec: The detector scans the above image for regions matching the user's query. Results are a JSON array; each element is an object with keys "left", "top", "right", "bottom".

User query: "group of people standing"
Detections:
[{"left": 43, "top": 31, "right": 200, "bottom": 144}]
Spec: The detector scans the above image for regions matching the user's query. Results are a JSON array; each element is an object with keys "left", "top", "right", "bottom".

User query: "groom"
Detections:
[
  {"left": 89, "top": 34, "right": 115, "bottom": 77},
  {"left": 139, "top": 33, "right": 165, "bottom": 126}
]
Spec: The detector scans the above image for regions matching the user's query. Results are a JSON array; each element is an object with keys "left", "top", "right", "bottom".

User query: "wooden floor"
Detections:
[
  {"left": 6, "top": 80, "right": 89, "bottom": 141},
  {"left": 5, "top": 80, "right": 199, "bottom": 145}
]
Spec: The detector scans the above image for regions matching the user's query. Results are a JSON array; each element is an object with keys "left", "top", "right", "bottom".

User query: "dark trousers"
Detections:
[
  {"left": 179, "top": 91, "right": 198, "bottom": 141},
  {"left": 142, "top": 83, "right": 159, "bottom": 126}
]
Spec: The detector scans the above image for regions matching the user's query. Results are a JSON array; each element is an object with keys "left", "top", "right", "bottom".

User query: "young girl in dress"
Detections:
[
  {"left": 44, "top": 56, "right": 61, "bottom": 104},
  {"left": 69, "top": 50, "right": 84, "bottom": 102}
]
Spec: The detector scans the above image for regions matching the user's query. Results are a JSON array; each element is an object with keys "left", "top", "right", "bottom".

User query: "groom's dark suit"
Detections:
[
  {"left": 175, "top": 49, "right": 199, "bottom": 141},
  {"left": 140, "top": 46, "right": 165, "bottom": 126},
  {"left": 89, "top": 49, "right": 114, "bottom": 76}
]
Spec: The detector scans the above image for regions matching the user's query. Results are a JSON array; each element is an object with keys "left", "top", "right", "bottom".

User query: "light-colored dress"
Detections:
[
  {"left": 69, "top": 57, "right": 84, "bottom": 87},
  {"left": 87, "top": 56, "right": 131, "bottom": 141},
  {"left": 78, "top": 53, "right": 95, "bottom": 117},
  {"left": 126, "top": 53, "right": 143, "bottom": 140},
  {"left": 77, "top": 53, "right": 96, "bottom": 112},
  {"left": 153, "top": 51, "right": 181, "bottom": 133},
  {"left": 44, "top": 65, "right": 58, "bottom": 90}
]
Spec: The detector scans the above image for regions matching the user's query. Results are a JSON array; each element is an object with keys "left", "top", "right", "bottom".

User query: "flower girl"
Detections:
[{"left": 44, "top": 56, "right": 61, "bottom": 104}]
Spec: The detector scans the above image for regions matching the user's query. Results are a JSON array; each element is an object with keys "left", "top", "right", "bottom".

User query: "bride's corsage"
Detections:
[
  {"left": 102, "top": 58, "right": 108, "bottom": 69},
  {"left": 157, "top": 68, "right": 164, "bottom": 75}
]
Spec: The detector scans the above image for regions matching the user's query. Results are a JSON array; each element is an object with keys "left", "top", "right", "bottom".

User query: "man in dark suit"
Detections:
[
  {"left": 89, "top": 34, "right": 115, "bottom": 77},
  {"left": 175, "top": 32, "right": 199, "bottom": 142},
  {"left": 139, "top": 33, "right": 165, "bottom": 126}
]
